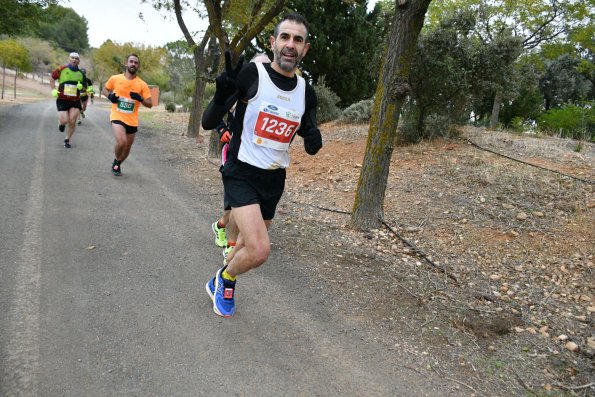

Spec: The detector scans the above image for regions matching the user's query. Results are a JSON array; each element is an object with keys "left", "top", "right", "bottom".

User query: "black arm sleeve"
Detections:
[
  {"left": 297, "top": 84, "right": 318, "bottom": 136},
  {"left": 201, "top": 63, "right": 257, "bottom": 130},
  {"left": 201, "top": 94, "right": 238, "bottom": 130}
]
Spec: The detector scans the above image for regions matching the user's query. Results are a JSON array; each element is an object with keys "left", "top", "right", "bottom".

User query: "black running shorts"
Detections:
[
  {"left": 111, "top": 120, "right": 138, "bottom": 134},
  {"left": 56, "top": 99, "right": 82, "bottom": 111},
  {"left": 222, "top": 159, "right": 286, "bottom": 221}
]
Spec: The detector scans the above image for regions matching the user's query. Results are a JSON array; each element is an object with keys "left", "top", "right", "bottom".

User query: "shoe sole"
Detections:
[{"left": 205, "top": 280, "right": 215, "bottom": 300}]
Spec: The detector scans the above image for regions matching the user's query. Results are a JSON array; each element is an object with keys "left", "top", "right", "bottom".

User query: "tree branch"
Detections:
[{"left": 173, "top": 0, "right": 196, "bottom": 47}]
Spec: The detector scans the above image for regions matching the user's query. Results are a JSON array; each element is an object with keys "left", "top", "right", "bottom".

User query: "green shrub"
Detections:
[
  {"left": 510, "top": 117, "right": 526, "bottom": 133},
  {"left": 339, "top": 99, "right": 373, "bottom": 123},
  {"left": 423, "top": 113, "right": 459, "bottom": 139},
  {"left": 165, "top": 102, "right": 176, "bottom": 113},
  {"left": 538, "top": 102, "right": 595, "bottom": 141},
  {"left": 160, "top": 91, "right": 174, "bottom": 106},
  {"left": 314, "top": 77, "right": 341, "bottom": 123},
  {"left": 398, "top": 119, "right": 421, "bottom": 144}
]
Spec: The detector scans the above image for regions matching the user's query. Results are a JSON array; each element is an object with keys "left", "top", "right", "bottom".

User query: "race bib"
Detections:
[
  {"left": 63, "top": 84, "right": 77, "bottom": 97},
  {"left": 253, "top": 103, "right": 301, "bottom": 150},
  {"left": 116, "top": 97, "right": 135, "bottom": 114}
]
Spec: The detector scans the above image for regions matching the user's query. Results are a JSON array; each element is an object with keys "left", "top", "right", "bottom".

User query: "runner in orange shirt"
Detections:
[{"left": 101, "top": 54, "right": 153, "bottom": 176}]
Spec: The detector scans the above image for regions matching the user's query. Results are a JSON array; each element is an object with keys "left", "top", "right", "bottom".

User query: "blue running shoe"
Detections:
[{"left": 205, "top": 267, "right": 236, "bottom": 317}]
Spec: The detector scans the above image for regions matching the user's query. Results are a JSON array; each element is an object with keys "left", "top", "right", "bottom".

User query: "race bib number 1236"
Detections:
[{"left": 253, "top": 103, "right": 301, "bottom": 150}]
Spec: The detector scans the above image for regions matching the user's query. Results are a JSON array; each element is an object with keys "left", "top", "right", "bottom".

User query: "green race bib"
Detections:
[{"left": 117, "top": 97, "right": 135, "bottom": 114}]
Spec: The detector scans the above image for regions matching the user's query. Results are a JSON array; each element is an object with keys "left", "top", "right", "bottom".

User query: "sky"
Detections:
[
  {"left": 65, "top": 0, "right": 208, "bottom": 48},
  {"left": 65, "top": 0, "right": 379, "bottom": 49}
]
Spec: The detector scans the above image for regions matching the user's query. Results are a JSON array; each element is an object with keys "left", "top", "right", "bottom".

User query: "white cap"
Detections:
[{"left": 69, "top": 52, "right": 80, "bottom": 59}]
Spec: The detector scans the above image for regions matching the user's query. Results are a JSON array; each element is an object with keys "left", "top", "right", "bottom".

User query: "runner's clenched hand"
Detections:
[
  {"left": 107, "top": 92, "right": 119, "bottom": 104},
  {"left": 130, "top": 92, "right": 144, "bottom": 102},
  {"left": 213, "top": 50, "right": 244, "bottom": 105},
  {"left": 302, "top": 127, "right": 322, "bottom": 155}
]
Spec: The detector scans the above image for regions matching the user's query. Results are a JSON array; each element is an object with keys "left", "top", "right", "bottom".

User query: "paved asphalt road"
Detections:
[{"left": 0, "top": 101, "right": 445, "bottom": 396}]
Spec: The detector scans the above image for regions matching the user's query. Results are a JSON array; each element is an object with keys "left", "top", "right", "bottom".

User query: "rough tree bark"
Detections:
[
  {"left": 489, "top": 89, "right": 502, "bottom": 129},
  {"left": 350, "top": 0, "right": 432, "bottom": 230},
  {"left": 173, "top": 0, "right": 210, "bottom": 139}
]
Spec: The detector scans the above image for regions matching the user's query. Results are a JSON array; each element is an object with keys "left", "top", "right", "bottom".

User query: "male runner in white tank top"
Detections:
[{"left": 202, "top": 12, "right": 323, "bottom": 317}]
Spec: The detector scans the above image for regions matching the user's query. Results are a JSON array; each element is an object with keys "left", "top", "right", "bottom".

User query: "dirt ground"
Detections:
[{"left": 6, "top": 75, "right": 595, "bottom": 396}]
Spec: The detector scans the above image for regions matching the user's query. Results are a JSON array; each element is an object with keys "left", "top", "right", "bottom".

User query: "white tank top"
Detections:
[{"left": 238, "top": 62, "right": 306, "bottom": 169}]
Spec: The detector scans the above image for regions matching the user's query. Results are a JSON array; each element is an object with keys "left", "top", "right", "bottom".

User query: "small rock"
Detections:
[
  {"left": 502, "top": 203, "right": 514, "bottom": 209},
  {"left": 564, "top": 342, "right": 579, "bottom": 352},
  {"left": 516, "top": 212, "right": 528, "bottom": 221},
  {"left": 587, "top": 306, "right": 595, "bottom": 313},
  {"left": 489, "top": 274, "right": 501, "bottom": 281},
  {"left": 509, "top": 230, "right": 519, "bottom": 237},
  {"left": 532, "top": 211, "right": 545, "bottom": 218},
  {"left": 558, "top": 334, "right": 569, "bottom": 341},
  {"left": 587, "top": 337, "right": 595, "bottom": 350}
]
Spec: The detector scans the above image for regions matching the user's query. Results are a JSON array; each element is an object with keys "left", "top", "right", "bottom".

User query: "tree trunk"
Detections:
[
  {"left": 186, "top": 50, "right": 206, "bottom": 138},
  {"left": 489, "top": 90, "right": 502, "bottom": 129},
  {"left": 13, "top": 69, "right": 17, "bottom": 98},
  {"left": 350, "top": 0, "right": 432, "bottom": 231}
]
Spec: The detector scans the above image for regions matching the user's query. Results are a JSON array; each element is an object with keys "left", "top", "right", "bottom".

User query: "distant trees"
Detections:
[
  {"left": 1, "top": 1, "right": 89, "bottom": 90},
  {"left": 402, "top": 9, "right": 522, "bottom": 142},
  {"left": 289, "top": 0, "right": 385, "bottom": 107},
  {"left": 91, "top": 40, "right": 169, "bottom": 95},
  {"left": 0, "top": 0, "right": 59, "bottom": 36},
  {"left": 0, "top": 39, "right": 32, "bottom": 99},
  {"left": 37, "top": 4, "right": 90, "bottom": 53},
  {"left": 16, "top": 37, "right": 61, "bottom": 82},
  {"left": 164, "top": 40, "right": 195, "bottom": 110},
  {"left": 1, "top": 1, "right": 89, "bottom": 53}
]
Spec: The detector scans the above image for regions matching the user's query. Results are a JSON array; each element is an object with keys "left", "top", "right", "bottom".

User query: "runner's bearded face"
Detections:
[
  {"left": 271, "top": 21, "right": 309, "bottom": 73},
  {"left": 126, "top": 57, "right": 140, "bottom": 75}
]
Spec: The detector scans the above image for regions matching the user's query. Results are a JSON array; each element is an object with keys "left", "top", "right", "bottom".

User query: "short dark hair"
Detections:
[
  {"left": 274, "top": 12, "right": 309, "bottom": 41},
  {"left": 127, "top": 53, "right": 140, "bottom": 64}
]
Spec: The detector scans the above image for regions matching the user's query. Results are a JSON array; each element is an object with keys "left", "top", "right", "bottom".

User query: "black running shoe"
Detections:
[
  {"left": 64, "top": 139, "right": 71, "bottom": 148},
  {"left": 59, "top": 124, "right": 65, "bottom": 132},
  {"left": 112, "top": 160, "right": 122, "bottom": 176}
]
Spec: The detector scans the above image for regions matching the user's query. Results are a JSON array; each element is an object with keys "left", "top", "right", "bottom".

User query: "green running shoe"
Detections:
[
  {"left": 212, "top": 221, "right": 227, "bottom": 248},
  {"left": 223, "top": 245, "right": 233, "bottom": 260}
]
